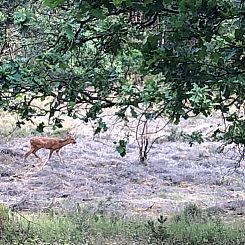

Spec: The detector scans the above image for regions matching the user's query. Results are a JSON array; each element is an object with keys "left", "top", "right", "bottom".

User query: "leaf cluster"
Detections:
[{"left": 0, "top": 0, "right": 244, "bottom": 150}]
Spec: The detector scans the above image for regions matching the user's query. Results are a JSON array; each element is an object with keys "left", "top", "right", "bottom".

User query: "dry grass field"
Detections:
[{"left": 0, "top": 110, "right": 244, "bottom": 226}]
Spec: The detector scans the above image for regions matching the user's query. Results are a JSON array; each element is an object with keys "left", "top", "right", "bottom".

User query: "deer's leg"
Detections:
[
  {"left": 44, "top": 149, "right": 54, "bottom": 165},
  {"left": 32, "top": 152, "right": 43, "bottom": 162},
  {"left": 24, "top": 147, "right": 42, "bottom": 162},
  {"left": 55, "top": 150, "right": 64, "bottom": 164},
  {"left": 32, "top": 149, "right": 43, "bottom": 163},
  {"left": 24, "top": 149, "right": 34, "bottom": 160}
]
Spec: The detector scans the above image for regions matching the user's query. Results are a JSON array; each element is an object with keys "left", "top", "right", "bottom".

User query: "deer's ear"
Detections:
[{"left": 66, "top": 130, "right": 74, "bottom": 138}]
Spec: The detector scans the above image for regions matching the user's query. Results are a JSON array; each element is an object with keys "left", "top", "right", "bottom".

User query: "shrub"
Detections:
[{"left": 146, "top": 204, "right": 245, "bottom": 245}]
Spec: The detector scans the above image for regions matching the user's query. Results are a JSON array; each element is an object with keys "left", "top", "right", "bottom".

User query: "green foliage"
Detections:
[
  {"left": 225, "top": 119, "right": 245, "bottom": 145},
  {"left": 0, "top": 11, "right": 5, "bottom": 22},
  {"left": 0, "top": 210, "right": 147, "bottom": 245},
  {"left": 43, "top": 0, "right": 65, "bottom": 7},
  {"left": 146, "top": 204, "right": 245, "bottom": 245},
  {"left": 36, "top": 122, "right": 45, "bottom": 132},
  {"left": 13, "top": 8, "right": 33, "bottom": 25},
  {"left": 146, "top": 215, "right": 169, "bottom": 242},
  {"left": 94, "top": 118, "right": 108, "bottom": 135},
  {"left": 173, "top": 203, "right": 204, "bottom": 223},
  {"left": 0, "top": 203, "right": 9, "bottom": 231},
  {"left": 0, "top": 205, "right": 245, "bottom": 245},
  {"left": 182, "top": 131, "right": 204, "bottom": 146},
  {"left": 0, "top": 0, "right": 245, "bottom": 156},
  {"left": 115, "top": 139, "right": 127, "bottom": 157}
]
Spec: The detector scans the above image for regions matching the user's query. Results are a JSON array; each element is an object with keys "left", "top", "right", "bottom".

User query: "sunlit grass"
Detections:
[{"left": 0, "top": 110, "right": 79, "bottom": 141}]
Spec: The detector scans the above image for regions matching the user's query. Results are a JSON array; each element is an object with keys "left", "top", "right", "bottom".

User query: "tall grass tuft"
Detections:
[
  {"left": 0, "top": 204, "right": 244, "bottom": 244},
  {"left": 147, "top": 204, "right": 245, "bottom": 245}
]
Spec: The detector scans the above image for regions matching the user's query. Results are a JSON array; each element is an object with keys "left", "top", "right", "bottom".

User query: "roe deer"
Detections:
[{"left": 24, "top": 132, "right": 76, "bottom": 165}]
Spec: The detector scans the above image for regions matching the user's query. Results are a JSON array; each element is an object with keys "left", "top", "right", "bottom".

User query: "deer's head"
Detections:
[{"left": 66, "top": 132, "right": 76, "bottom": 144}]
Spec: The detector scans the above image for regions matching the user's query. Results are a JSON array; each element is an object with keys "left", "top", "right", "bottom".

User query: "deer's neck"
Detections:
[{"left": 59, "top": 139, "right": 71, "bottom": 147}]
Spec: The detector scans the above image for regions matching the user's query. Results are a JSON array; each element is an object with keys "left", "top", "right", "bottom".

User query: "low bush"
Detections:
[
  {"left": 147, "top": 204, "right": 245, "bottom": 245},
  {"left": 0, "top": 204, "right": 244, "bottom": 245}
]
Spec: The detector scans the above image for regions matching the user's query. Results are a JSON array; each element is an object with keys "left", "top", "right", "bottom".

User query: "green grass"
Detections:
[
  {"left": 0, "top": 206, "right": 148, "bottom": 245},
  {"left": 147, "top": 204, "right": 245, "bottom": 245},
  {"left": 0, "top": 204, "right": 245, "bottom": 245}
]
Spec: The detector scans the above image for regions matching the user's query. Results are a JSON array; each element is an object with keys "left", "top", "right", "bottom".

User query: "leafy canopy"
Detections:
[{"left": 0, "top": 0, "right": 244, "bottom": 153}]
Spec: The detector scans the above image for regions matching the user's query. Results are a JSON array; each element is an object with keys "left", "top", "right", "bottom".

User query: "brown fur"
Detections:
[{"left": 24, "top": 133, "right": 76, "bottom": 165}]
